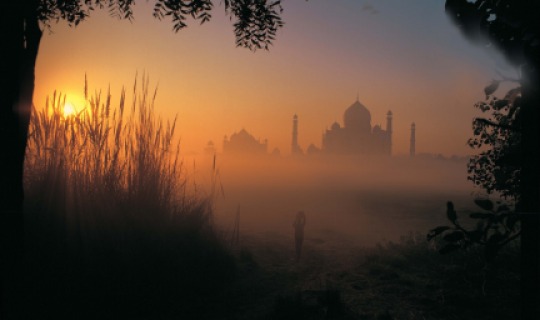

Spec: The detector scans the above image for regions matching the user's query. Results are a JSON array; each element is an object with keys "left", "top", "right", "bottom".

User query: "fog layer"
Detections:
[{"left": 190, "top": 154, "right": 476, "bottom": 246}]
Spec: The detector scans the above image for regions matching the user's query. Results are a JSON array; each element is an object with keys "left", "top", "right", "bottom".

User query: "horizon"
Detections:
[
  {"left": 34, "top": 0, "right": 516, "bottom": 158},
  {"left": 10, "top": 1, "right": 528, "bottom": 318}
]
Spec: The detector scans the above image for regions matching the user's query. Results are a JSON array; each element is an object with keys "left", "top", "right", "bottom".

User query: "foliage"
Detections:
[
  {"left": 444, "top": 4, "right": 540, "bottom": 317},
  {"left": 467, "top": 82, "right": 521, "bottom": 200},
  {"left": 427, "top": 200, "right": 520, "bottom": 262},
  {"left": 445, "top": 0, "right": 540, "bottom": 67},
  {"left": 37, "top": 0, "right": 284, "bottom": 50}
]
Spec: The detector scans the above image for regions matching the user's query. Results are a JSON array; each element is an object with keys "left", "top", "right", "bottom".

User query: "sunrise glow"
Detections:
[
  {"left": 63, "top": 102, "right": 76, "bottom": 117},
  {"left": 13, "top": 1, "right": 528, "bottom": 318},
  {"left": 34, "top": 1, "right": 513, "bottom": 157}
]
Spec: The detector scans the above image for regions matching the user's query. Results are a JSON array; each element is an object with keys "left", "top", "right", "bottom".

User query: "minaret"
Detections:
[
  {"left": 292, "top": 114, "right": 300, "bottom": 154},
  {"left": 386, "top": 110, "right": 393, "bottom": 155},
  {"left": 410, "top": 122, "right": 416, "bottom": 157}
]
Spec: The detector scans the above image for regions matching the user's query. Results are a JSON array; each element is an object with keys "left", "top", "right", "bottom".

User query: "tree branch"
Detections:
[
  {"left": 500, "top": 231, "right": 521, "bottom": 247},
  {"left": 474, "top": 118, "right": 520, "bottom": 132}
]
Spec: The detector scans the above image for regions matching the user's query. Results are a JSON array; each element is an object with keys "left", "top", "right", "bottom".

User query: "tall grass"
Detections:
[{"left": 22, "top": 75, "right": 234, "bottom": 319}]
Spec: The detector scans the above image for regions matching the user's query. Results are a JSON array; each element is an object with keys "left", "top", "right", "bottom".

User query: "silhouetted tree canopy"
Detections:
[
  {"left": 36, "top": 0, "right": 284, "bottom": 50},
  {"left": 445, "top": 0, "right": 540, "bottom": 71},
  {"left": 445, "top": 1, "right": 539, "bottom": 319},
  {"left": 467, "top": 83, "right": 521, "bottom": 200}
]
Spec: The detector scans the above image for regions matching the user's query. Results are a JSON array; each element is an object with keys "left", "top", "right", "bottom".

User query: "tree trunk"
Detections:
[
  {"left": 519, "top": 67, "right": 540, "bottom": 320},
  {"left": 0, "top": 1, "right": 42, "bottom": 318}
]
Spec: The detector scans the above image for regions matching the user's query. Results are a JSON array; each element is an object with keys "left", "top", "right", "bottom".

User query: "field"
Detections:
[
  {"left": 217, "top": 229, "right": 519, "bottom": 320},
  {"left": 194, "top": 155, "right": 520, "bottom": 319}
]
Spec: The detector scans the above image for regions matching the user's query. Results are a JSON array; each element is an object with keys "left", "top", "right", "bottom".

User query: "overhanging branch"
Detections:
[{"left": 474, "top": 118, "right": 520, "bottom": 132}]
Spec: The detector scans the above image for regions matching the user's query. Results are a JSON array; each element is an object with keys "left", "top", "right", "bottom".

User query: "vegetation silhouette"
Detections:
[
  {"left": 429, "top": 81, "right": 522, "bottom": 261},
  {"left": 445, "top": 2, "right": 539, "bottom": 318},
  {"left": 467, "top": 83, "right": 521, "bottom": 200},
  {"left": 20, "top": 75, "right": 236, "bottom": 319},
  {"left": 1, "top": 2, "right": 283, "bottom": 318},
  {"left": 1, "top": 1, "right": 534, "bottom": 318},
  {"left": 428, "top": 201, "right": 520, "bottom": 261}
]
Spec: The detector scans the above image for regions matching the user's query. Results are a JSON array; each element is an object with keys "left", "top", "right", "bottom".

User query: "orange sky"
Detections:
[{"left": 34, "top": 0, "right": 515, "bottom": 156}]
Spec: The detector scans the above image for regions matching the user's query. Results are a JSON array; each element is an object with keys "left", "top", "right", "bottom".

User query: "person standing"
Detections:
[{"left": 293, "top": 211, "right": 306, "bottom": 260}]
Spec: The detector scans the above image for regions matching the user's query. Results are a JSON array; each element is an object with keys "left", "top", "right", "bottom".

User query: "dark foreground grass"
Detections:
[
  {"left": 21, "top": 206, "right": 236, "bottom": 319},
  {"left": 347, "top": 234, "right": 520, "bottom": 320},
  {"left": 15, "top": 225, "right": 521, "bottom": 319},
  {"left": 220, "top": 232, "right": 520, "bottom": 320}
]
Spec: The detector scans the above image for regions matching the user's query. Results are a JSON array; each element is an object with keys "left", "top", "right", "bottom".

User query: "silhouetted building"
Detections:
[
  {"left": 291, "top": 114, "right": 302, "bottom": 155},
  {"left": 410, "top": 122, "right": 416, "bottom": 157},
  {"left": 223, "top": 129, "right": 268, "bottom": 155},
  {"left": 322, "top": 98, "right": 392, "bottom": 155}
]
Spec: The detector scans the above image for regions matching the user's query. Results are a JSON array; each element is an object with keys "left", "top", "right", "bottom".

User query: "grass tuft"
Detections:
[{"left": 23, "top": 75, "right": 235, "bottom": 319}]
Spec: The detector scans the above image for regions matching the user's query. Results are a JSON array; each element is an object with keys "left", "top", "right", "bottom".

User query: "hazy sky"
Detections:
[{"left": 35, "top": 0, "right": 515, "bottom": 156}]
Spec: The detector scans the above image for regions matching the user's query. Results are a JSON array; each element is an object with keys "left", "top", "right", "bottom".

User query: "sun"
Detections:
[{"left": 63, "top": 102, "right": 76, "bottom": 117}]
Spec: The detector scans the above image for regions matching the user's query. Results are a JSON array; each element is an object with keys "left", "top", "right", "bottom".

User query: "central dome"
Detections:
[{"left": 343, "top": 100, "right": 371, "bottom": 132}]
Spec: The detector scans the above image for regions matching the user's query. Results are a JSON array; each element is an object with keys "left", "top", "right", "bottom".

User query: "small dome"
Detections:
[
  {"left": 331, "top": 122, "right": 341, "bottom": 130},
  {"left": 344, "top": 100, "right": 371, "bottom": 131}
]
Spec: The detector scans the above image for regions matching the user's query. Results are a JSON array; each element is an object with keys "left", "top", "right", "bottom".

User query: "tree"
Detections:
[
  {"left": 445, "top": 1, "right": 540, "bottom": 318},
  {"left": 0, "top": 1, "right": 283, "bottom": 318},
  {"left": 468, "top": 83, "right": 521, "bottom": 200}
]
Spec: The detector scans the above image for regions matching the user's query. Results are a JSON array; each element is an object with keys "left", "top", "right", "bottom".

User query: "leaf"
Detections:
[
  {"left": 443, "top": 231, "right": 464, "bottom": 242},
  {"left": 484, "top": 80, "right": 500, "bottom": 97},
  {"left": 505, "top": 214, "right": 520, "bottom": 230},
  {"left": 467, "top": 230, "right": 483, "bottom": 243},
  {"left": 427, "top": 226, "right": 451, "bottom": 241},
  {"left": 487, "top": 233, "right": 506, "bottom": 244},
  {"left": 493, "top": 99, "right": 509, "bottom": 110},
  {"left": 474, "top": 198, "right": 494, "bottom": 211},
  {"left": 484, "top": 234, "right": 505, "bottom": 261},
  {"left": 446, "top": 201, "right": 457, "bottom": 223},
  {"left": 503, "top": 87, "right": 521, "bottom": 102},
  {"left": 470, "top": 212, "right": 495, "bottom": 219},
  {"left": 439, "top": 243, "right": 461, "bottom": 255}
]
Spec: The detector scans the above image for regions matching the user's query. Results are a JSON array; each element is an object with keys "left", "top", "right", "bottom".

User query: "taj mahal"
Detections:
[
  {"left": 220, "top": 96, "right": 415, "bottom": 157},
  {"left": 293, "top": 97, "right": 393, "bottom": 156}
]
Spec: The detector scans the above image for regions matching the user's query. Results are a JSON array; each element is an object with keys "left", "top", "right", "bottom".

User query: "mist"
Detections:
[{"left": 190, "top": 153, "right": 476, "bottom": 246}]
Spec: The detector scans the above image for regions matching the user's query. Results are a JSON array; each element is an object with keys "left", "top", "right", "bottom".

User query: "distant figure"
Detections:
[{"left": 293, "top": 211, "right": 306, "bottom": 260}]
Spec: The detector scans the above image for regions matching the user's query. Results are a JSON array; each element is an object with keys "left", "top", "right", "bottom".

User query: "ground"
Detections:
[{"left": 202, "top": 229, "right": 520, "bottom": 320}]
